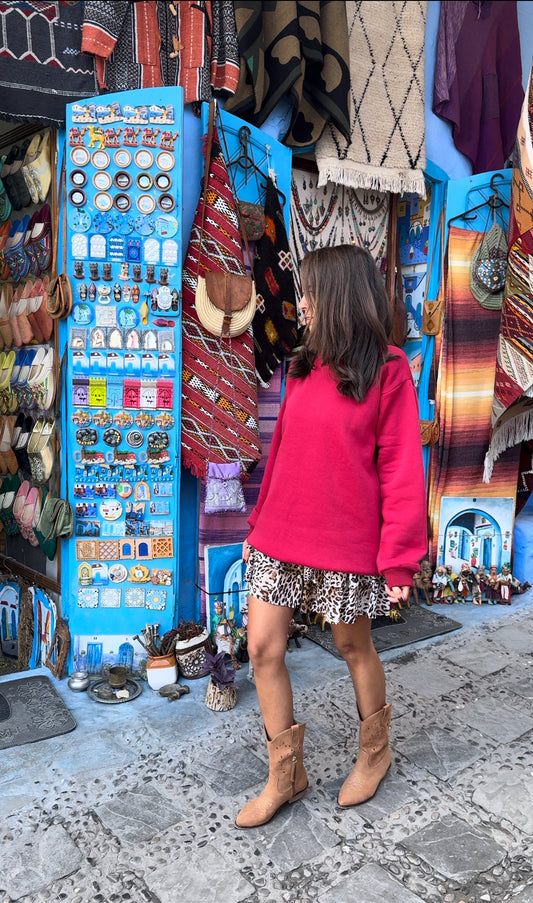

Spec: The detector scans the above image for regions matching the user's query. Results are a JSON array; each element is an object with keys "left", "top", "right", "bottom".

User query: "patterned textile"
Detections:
[
  {"left": 433, "top": 1, "right": 523, "bottom": 175},
  {"left": 181, "top": 125, "right": 262, "bottom": 482},
  {"left": 315, "top": 0, "right": 427, "bottom": 197},
  {"left": 224, "top": 0, "right": 351, "bottom": 148},
  {"left": 198, "top": 370, "right": 282, "bottom": 620},
  {"left": 484, "top": 69, "right": 533, "bottom": 483},
  {"left": 427, "top": 225, "right": 520, "bottom": 563},
  {"left": 82, "top": 1, "right": 163, "bottom": 91},
  {"left": 170, "top": 1, "right": 239, "bottom": 103},
  {"left": 0, "top": 1, "right": 97, "bottom": 127},
  {"left": 289, "top": 167, "right": 389, "bottom": 280},
  {"left": 252, "top": 177, "right": 300, "bottom": 386}
]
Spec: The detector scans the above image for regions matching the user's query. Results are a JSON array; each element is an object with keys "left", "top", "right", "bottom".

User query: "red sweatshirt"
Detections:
[{"left": 248, "top": 349, "right": 428, "bottom": 587}]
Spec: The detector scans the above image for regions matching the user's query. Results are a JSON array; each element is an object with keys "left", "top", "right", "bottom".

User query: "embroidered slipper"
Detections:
[
  {"left": 22, "top": 487, "right": 42, "bottom": 547},
  {"left": 13, "top": 414, "right": 35, "bottom": 475},
  {"left": 24, "top": 130, "right": 51, "bottom": 204},
  {"left": 28, "top": 346, "right": 56, "bottom": 412},
  {"left": 29, "top": 275, "right": 53, "bottom": 343},
  {"left": 29, "top": 417, "right": 55, "bottom": 484},
  {"left": 4, "top": 214, "right": 30, "bottom": 281},
  {"left": 12, "top": 280, "right": 35, "bottom": 346},
  {"left": 26, "top": 279, "right": 45, "bottom": 343},
  {"left": 10, "top": 347, "right": 36, "bottom": 409},
  {"left": 21, "top": 133, "right": 43, "bottom": 205},
  {"left": 13, "top": 478, "right": 30, "bottom": 528},
  {"left": 23, "top": 209, "right": 42, "bottom": 277},
  {"left": 33, "top": 486, "right": 57, "bottom": 560},
  {"left": 31, "top": 204, "right": 52, "bottom": 274},
  {"left": 0, "top": 476, "right": 22, "bottom": 535},
  {"left": 0, "top": 414, "right": 19, "bottom": 475}
]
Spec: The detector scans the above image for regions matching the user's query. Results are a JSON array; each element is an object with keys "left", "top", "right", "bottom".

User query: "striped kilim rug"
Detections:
[
  {"left": 315, "top": 0, "right": 427, "bottom": 197},
  {"left": 427, "top": 225, "right": 520, "bottom": 563},
  {"left": 181, "top": 126, "right": 262, "bottom": 481},
  {"left": 484, "top": 66, "right": 533, "bottom": 483}
]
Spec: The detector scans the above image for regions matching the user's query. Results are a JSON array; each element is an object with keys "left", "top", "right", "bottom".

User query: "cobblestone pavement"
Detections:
[{"left": 1, "top": 595, "right": 533, "bottom": 903}]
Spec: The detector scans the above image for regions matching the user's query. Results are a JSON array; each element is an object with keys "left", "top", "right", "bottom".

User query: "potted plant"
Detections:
[
  {"left": 174, "top": 619, "right": 211, "bottom": 679},
  {"left": 201, "top": 650, "right": 237, "bottom": 711}
]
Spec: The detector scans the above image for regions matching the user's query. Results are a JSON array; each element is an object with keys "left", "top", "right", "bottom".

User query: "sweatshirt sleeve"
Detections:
[
  {"left": 375, "top": 360, "right": 428, "bottom": 587},
  {"left": 247, "top": 392, "right": 288, "bottom": 532}
]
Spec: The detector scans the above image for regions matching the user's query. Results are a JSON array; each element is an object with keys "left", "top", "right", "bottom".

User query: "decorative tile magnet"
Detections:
[
  {"left": 78, "top": 587, "right": 99, "bottom": 608},
  {"left": 152, "top": 536, "right": 173, "bottom": 559},
  {"left": 146, "top": 588, "right": 167, "bottom": 611},
  {"left": 124, "top": 587, "right": 145, "bottom": 607},
  {"left": 100, "top": 587, "right": 121, "bottom": 608},
  {"left": 76, "top": 539, "right": 99, "bottom": 560}
]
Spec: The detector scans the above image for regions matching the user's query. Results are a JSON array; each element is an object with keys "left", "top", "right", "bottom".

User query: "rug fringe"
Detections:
[
  {"left": 483, "top": 409, "right": 533, "bottom": 482},
  {"left": 317, "top": 159, "right": 427, "bottom": 198}
]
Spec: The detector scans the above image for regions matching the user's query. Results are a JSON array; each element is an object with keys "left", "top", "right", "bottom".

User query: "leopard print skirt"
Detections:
[{"left": 246, "top": 546, "right": 390, "bottom": 624}]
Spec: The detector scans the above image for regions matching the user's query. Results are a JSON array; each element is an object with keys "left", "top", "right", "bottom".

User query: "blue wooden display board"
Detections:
[{"left": 61, "top": 88, "right": 184, "bottom": 666}]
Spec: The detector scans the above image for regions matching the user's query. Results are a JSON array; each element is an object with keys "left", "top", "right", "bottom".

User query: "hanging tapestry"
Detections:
[
  {"left": 252, "top": 177, "right": 300, "bottom": 386},
  {"left": 427, "top": 225, "right": 520, "bottom": 563},
  {"left": 483, "top": 68, "right": 533, "bottom": 484},
  {"left": 198, "top": 370, "right": 283, "bottom": 621},
  {"left": 289, "top": 167, "right": 389, "bottom": 286},
  {"left": 224, "top": 0, "right": 351, "bottom": 148},
  {"left": 315, "top": 0, "right": 427, "bottom": 198},
  {"left": 0, "top": 1, "right": 97, "bottom": 128},
  {"left": 181, "top": 126, "right": 262, "bottom": 481},
  {"left": 433, "top": 1, "right": 523, "bottom": 176}
]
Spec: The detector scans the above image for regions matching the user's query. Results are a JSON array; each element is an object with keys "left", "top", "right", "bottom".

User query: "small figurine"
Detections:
[
  {"left": 472, "top": 565, "right": 487, "bottom": 604},
  {"left": 443, "top": 565, "right": 458, "bottom": 603},
  {"left": 412, "top": 558, "right": 433, "bottom": 606},
  {"left": 431, "top": 564, "right": 448, "bottom": 603},
  {"left": 287, "top": 619, "right": 308, "bottom": 651},
  {"left": 497, "top": 565, "right": 513, "bottom": 605},
  {"left": 485, "top": 565, "right": 500, "bottom": 604},
  {"left": 454, "top": 563, "right": 474, "bottom": 603}
]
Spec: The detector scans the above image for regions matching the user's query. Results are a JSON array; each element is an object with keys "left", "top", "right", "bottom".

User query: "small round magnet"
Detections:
[
  {"left": 100, "top": 500, "right": 123, "bottom": 521},
  {"left": 157, "top": 193, "right": 175, "bottom": 212},
  {"left": 137, "top": 194, "right": 156, "bottom": 214},
  {"left": 156, "top": 151, "right": 174, "bottom": 172},
  {"left": 134, "top": 148, "right": 153, "bottom": 169},
  {"left": 70, "top": 146, "right": 90, "bottom": 167},
  {"left": 155, "top": 172, "right": 172, "bottom": 191},
  {"left": 126, "top": 429, "right": 144, "bottom": 448},
  {"left": 113, "top": 193, "right": 132, "bottom": 212},
  {"left": 103, "top": 427, "right": 122, "bottom": 447},
  {"left": 114, "top": 170, "right": 132, "bottom": 190},
  {"left": 116, "top": 482, "right": 133, "bottom": 499},
  {"left": 136, "top": 172, "right": 153, "bottom": 191},
  {"left": 69, "top": 188, "right": 87, "bottom": 207},
  {"left": 94, "top": 192, "right": 113, "bottom": 212},
  {"left": 114, "top": 148, "right": 132, "bottom": 168},
  {"left": 70, "top": 169, "right": 87, "bottom": 188},
  {"left": 92, "top": 149, "right": 110, "bottom": 169},
  {"left": 93, "top": 170, "right": 112, "bottom": 191}
]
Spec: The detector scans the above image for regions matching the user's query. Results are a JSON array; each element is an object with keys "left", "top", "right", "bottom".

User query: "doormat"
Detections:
[
  {"left": 301, "top": 606, "right": 462, "bottom": 659},
  {"left": 0, "top": 675, "right": 77, "bottom": 750}
]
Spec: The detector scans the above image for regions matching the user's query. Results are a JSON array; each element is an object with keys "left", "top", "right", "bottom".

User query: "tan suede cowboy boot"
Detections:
[
  {"left": 338, "top": 703, "right": 392, "bottom": 807},
  {"left": 235, "top": 722, "right": 308, "bottom": 827}
]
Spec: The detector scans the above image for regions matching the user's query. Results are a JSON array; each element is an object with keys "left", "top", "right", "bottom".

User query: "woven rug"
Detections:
[
  {"left": 427, "top": 225, "right": 520, "bottom": 563},
  {"left": 0, "top": 675, "right": 76, "bottom": 750},
  {"left": 484, "top": 68, "right": 533, "bottom": 483},
  {"left": 181, "top": 124, "right": 262, "bottom": 481},
  {"left": 315, "top": 0, "right": 427, "bottom": 197},
  {"left": 302, "top": 606, "right": 461, "bottom": 658}
]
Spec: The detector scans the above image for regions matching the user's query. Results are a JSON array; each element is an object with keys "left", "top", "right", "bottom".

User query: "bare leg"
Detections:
[
  {"left": 330, "top": 617, "right": 386, "bottom": 719},
  {"left": 246, "top": 595, "right": 295, "bottom": 738}
]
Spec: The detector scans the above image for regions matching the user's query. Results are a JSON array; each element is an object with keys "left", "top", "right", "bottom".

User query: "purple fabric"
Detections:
[{"left": 432, "top": 1, "right": 524, "bottom": 174}]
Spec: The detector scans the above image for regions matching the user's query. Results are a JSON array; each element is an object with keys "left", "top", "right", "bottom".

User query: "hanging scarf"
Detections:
[
  {"left": 252, "top": 177, "right": 300, "bottom": 385},
  {"left": 181, "top": 126, "right": 262, "bottom": 481}
]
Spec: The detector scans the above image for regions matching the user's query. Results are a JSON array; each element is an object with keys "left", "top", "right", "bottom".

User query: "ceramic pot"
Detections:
[
  {"left": 146, "top": 652, "right": 177, "bottom": 690},
  {"left": 175, "top": 629, "right": 210, "bottom": 679},
  {"left": 205, "top": 676, "right": 237, "bottom": 711}
]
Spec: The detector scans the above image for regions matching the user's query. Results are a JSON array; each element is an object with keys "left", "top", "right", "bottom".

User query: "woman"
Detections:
[{"left": 236, "top": 244, "right": 427, "bottom": 828}]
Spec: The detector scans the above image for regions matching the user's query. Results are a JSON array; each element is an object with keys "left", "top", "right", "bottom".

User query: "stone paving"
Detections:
[{"left": 1, "top": 595, "right": 533, "bottom": 903}]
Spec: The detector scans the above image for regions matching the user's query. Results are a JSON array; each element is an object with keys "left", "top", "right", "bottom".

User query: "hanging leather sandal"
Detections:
[
  {"left": 235, "top": 723, "right": 308, "bottom": 828},
  {"left": 337, "top": 704, "right": 392, "bottom": 807}
]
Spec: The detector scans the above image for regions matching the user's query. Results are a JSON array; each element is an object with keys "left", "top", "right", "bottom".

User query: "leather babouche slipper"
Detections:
[
  {"left": 22, "top": 130, "right": 51, "bottom": 205},
  {"left": 28, "top": 346, "right": 56, "bottom": 412},
  {"left": 29, "top": 417, "right": 55, "bottom": 484},
  {"left": 0, "top": 414, "right": 19, "bottom": 475}
]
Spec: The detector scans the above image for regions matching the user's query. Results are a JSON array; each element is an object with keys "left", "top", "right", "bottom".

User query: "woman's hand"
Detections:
[
  {"left": 386, "top": 584, "right": 411, "bottom": 605},
  {"left": 242, "top": 538, "right": 250, "bottom": 563}
]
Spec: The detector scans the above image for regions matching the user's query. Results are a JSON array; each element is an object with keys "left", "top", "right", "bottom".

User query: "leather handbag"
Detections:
[{"left": 422, "top": 208, "right": 446, "bottom": 336}]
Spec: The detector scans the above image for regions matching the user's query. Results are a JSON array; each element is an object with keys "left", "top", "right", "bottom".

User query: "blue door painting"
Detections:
[
  {"left": 437, "top": 497, "right": 515, "bottom": 572},
  {"left": 204, "top": 543, "right": 248, "bottom": 633}
]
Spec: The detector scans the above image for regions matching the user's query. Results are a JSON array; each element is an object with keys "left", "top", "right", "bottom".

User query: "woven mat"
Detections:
[
  {"left": 0, "top": 675, "right": 77, "bottom": 750},
  {"left": 302, "top": 606, "right": 461, "bottom": 659}
]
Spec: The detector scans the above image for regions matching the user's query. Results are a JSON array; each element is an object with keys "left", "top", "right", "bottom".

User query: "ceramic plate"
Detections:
[
  {"left": 92, "top": 149, "right": 110, "bottom": 169},
  {"left": 137, "top": 194, "right": 156, "bottom": 214},
  {"left": 156, "top": 151, "right": 174, "bottom": 172},
  {"left": 71, "top": 146, "right": 90, "bottom": 167},
  {"left": 93, "top": 170, "right": 112, "bottom": 191},
  {"left": 114, "top": 148, "right": 132, "bottom": 168},
  {"left": 134, "top": 149, "right": 153, "bottom": 169}
]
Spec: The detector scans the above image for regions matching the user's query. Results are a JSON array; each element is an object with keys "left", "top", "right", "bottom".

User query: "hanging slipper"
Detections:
[
  {"left": 0, "top": 414, "right": 19, "bottom": 475},
  {"left": 0, "top": 147, "right": 22, "bottom": 210},
  {"left": 28, "top": 275, "right": 53, "bottom": 342},
  {"left": 24, "top": 130, "right": 51, "bottom": 204},
  {"left": 6, "top": 140, "right": 32, "bottom": 210},
  {"left": 28, "top": 346, "right": 56, "bottom": 412},
  {"left": 33, "top": 486, "right": 57, "bottom": 560},
  {"left": 0, "top": 473, "right": 22, "bottom": 534},
  {"left": 13, "top": 413, "right": 35, "bottom": 475},
  {"left": 21, "top": 133, "right": 44, "bottom": 205},
  {"left": 23, "top": 209, "right": 42, "bottom": 277},
  {"left": 4, "top": 214, "right": 30, "bottom": 281},
  {"left": 31, "top": 204, "right": 52, "bottom": 273}
]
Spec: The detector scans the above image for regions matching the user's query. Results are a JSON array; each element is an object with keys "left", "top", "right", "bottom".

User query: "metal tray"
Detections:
[{"left": 87, "top": 677, "right": 143, "bottom": 704}]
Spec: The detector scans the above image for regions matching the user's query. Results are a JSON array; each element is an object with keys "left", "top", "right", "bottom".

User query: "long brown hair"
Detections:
[{"left": 290, "top": 244, "right": 395, "bottom": 401}]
